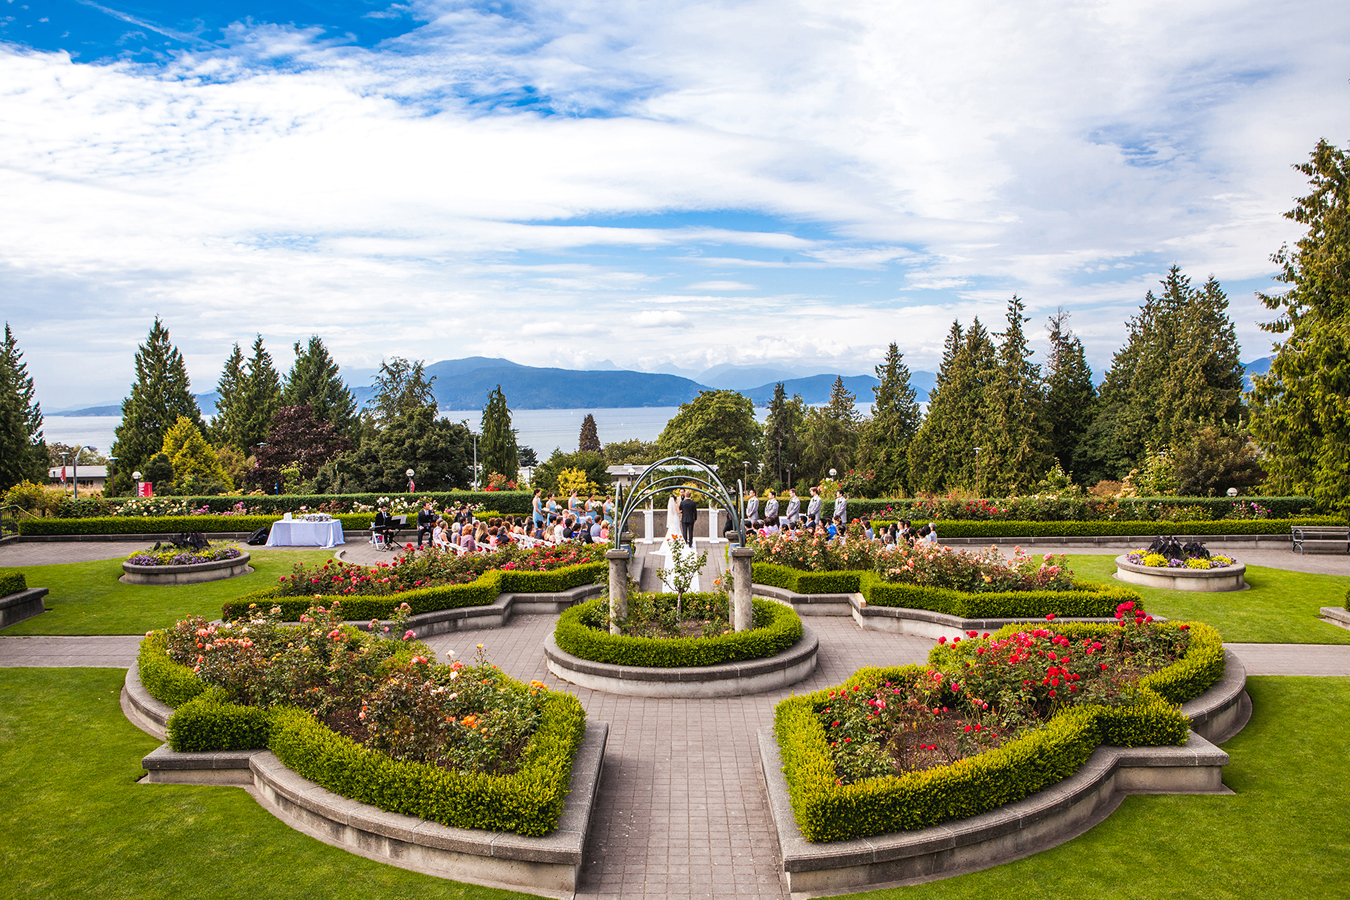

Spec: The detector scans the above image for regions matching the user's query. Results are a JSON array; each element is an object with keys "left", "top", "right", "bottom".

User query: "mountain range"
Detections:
[{"left": 49, "top": 356, "right": 1274, "bottom": 416}]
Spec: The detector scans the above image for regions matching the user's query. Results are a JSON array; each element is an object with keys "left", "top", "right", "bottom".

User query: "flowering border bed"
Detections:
[
  {"left": 136, "top": 633, "right": 587, "bottom": 837},
  {"left": 554, "top": 598, "right": 803, "bottom": 668},
  {"left": 752, "top": 563, "right": 1138, "bottom": 619},
  {"left": 125, "top": 544, "right": 244, "bottom": 567},
  {"left": 1126, "top": 550, "right": 1237, "bottom": 569},
  {"left": 220, "top": 561, "right": 607, "bottom": 621},
  {"left": 773, "top": 619, "right": 1224, "bottom": 843}
]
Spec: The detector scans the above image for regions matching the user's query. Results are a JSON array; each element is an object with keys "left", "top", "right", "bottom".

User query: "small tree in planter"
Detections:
[{"left": 656, "top": 536, "right": 708, "bottom": 623}]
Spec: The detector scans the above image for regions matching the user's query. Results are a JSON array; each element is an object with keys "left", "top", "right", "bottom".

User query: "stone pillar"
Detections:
[
  {"left": 708, "top": 506, "right": 723, "bottom": 542},
  {"left": 642, "top": 508, "right": 655, "bottom": 543},
  {"left": 606, "top": 548, "right": 630, "bottom": 634},
  {"left": 730, "top": 546, "right": 754, "bottom": 632}
]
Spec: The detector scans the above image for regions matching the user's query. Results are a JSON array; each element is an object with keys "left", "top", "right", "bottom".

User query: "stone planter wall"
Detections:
[
  {"left": 120, "top": 552, "right": 253, "bottom": 585},
  {"left": 0, "top": 587, "right": 48, "bottom": 628},
  {"left": 1114, "top": 555, "right": 1246, "bottom": 592}
]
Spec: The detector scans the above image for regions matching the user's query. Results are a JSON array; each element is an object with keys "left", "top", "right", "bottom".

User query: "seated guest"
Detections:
[
  {"left": 432, "top": 519, "right": 448, "bottom": 548},
  {"left": 862, "top": 518, "right": 874, "bottom": 541},
  {"left": 459, "top": 528, "right": 476, "bottom": 552},
  {"left": 827, "top": 516, "right": 840, "bottom": 540},
  {"left": 590, "top": 516, "right": 603, "bottom": 542}
]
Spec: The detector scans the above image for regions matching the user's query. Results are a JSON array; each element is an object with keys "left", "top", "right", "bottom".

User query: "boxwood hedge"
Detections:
[
  {"left": 774, "top": 623, "right": 1218, "bottom": 842},
  {"left": 140, "top": 635, "right": 587, "bottom": 837},
  {"left": 865, "top": 517, "right": 1342, "bottom": 538},
  {"left": 16, "top": 513, "right": 373, "bottom": 536},
  {"left": 0, "top": 571, "right": 27, "bottom": 597},
  {"left": 219, "top": 561, "right": 607, "bottom": 621},
  {"left": 554, "top": 597, "right": 803, "bottom": 667}
]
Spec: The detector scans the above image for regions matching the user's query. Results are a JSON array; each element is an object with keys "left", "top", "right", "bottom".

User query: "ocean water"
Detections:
[{"left": 44, "top": 407, "right": 776, "bottom": 458}]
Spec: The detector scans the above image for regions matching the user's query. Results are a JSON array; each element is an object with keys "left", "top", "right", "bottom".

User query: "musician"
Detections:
[{"left": 416, "top": 499, "right": 437, "bottom": 548}]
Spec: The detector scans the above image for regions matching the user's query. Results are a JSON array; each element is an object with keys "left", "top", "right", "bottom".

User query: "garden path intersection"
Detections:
[{"left": 1, "top": 544, "right": 1349, "bottom": 899}]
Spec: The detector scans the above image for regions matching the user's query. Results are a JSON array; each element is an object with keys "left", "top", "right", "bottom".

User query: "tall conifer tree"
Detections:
[
  {"left": 282, "top": 336, "right": 357, "bottom": 438},
  {"left": 480, "top": 385, "right": 519, "bottom": 480},
  {"left": 857, "top": 344, "right": 920, "bottom": 494},
  {"left": 241, "top": 335, "right": 281, "bottom": 452},
  {"left": 908, "top": 320, "right": 997, "bottom": 492},
  {"left": 981, "top": 297, "right": 1051, "bottom": 494},
  {"left": 578, "top": 414, "right": 601, "bottom": 454},
  {"left": 111, "top": 318, "right": 202, "bottom": 484},
  {"left": 0, "top": 323, "right": 47, "bottom": 489},
  {"left": 760, "top": 382, "right": 806, "bottom": 489},
  {"left": 802, "top": 377, "right": 860, "bottom": 484},
  {"left": 1042, "top": 310, "right": 1097, "bottom": 480},
  {"left": 211, "top": 343, "right": 250, "bottom": 452}
]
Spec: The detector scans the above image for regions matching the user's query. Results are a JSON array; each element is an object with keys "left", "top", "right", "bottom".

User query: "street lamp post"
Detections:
[
  {"left": 132, "top": 470, "right": 143, "bottom": 497},
  {"left": 107, "top": 456, "right": 117, "bottom": 497},
  {"left": 72, "top": 446, "right": 95, "bottom": 499},
  {"left": 406, "top": 468, "right": 415, "bottom": 493},
  {"left": 471, "top": 432, "right": 480, "bottom": 490},
  {"left": 973, "top": 447, "right": 981, "bottom": 497}
]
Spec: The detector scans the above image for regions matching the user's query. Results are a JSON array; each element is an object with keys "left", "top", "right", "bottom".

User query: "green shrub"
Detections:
[
  {"left": 775, "top": 649, "right": 1202, "bottom": 842},
  {"left": 221, "top": 561, "right": 606, "bottom": 621},
  {"left": 925, "top": 517, "right": 1341, "bottom": 538},
  {"left": 864, "top": 579, "right": 1138, "bottom": 618},
  {"left": 137, "top": 631, "right": 208, "bottom": 707},
  {"left": 751, "top": 564, "right": 863, "bottom": 594},
  {"left": 268, "top": 688, "right": 586, "bottom": 836},
  {"left": 167, "top": 688, "right": 272, "bottom": 752},
  {"left": 554, "top": 598, "right": 802, "bottom": 667},
  {"left": 0, "top": 571, "right": 27, "bottom": 597}
]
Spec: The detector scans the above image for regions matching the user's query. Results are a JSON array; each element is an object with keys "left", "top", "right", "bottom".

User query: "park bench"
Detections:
[{"left": 1290, "top": 525, "right": 1350, "bottom": 554}]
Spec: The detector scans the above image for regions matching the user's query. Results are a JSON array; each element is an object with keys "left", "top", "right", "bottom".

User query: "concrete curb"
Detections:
[
  {"left": 759, "top": 656, "right": 1246, "bottom": 894},
  {"left": 544, "top": 628, "right": 819, "bottom": 698},
  {"left": 1114, "top": 555, "right": 1246, "bottom": 592},
  {"left": 1319, "top": 606, "right": 1350, "bottom": 631},
  {"left": 120, "top": 552, "right": 253, "bottom": 585},
  {"left": 0, "top": 587, "right": 48, "bottom": 628}
]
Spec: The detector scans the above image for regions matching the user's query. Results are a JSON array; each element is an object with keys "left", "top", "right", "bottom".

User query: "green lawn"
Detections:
[
  {"left": 0, "top": 548, "right": 334, "bottom": 635},
  {"left": 1068, "top": 554, "right": 1350, "bottom": 644},
  {"left": 847, "top": 676, "right": 1350, "bottom": 900},
  {"left": 0, "top": 668, "right": 535, "bottom": 900}
]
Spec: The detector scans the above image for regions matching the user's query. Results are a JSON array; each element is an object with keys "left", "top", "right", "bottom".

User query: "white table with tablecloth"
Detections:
[{"left": 264, "top": 519, "right": 345, "bottom": 548}]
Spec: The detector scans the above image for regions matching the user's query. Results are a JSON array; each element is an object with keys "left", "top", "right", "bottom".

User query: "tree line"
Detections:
[{"left": 1, "top": 140, "right": 1348, "bottom": 508}]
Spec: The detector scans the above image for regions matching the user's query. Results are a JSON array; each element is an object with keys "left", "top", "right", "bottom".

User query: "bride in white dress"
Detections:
[{"left": 665, "top": 491, "right": 680, "bottom": 540}]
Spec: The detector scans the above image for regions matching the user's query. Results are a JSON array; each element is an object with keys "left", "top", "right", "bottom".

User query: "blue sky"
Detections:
[{"left": 3, "top": 0, "right": 1349, "bottom": 407}]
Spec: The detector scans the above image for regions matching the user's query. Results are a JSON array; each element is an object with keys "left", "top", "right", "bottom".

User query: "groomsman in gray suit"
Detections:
[
  {"left": 744, "top": 489, "right": 759, "bottom": 524},
  {"left": 833, "top": 490, "right": 847, "bottom": 526},
  {"left": 784, "top": 489, "right": 801, "bottom": 525},
  {"left": 806, "top": 486, "right": 822, "bottom": 527},
  {"left": 763, "top": 490, "right": 779, "bottom": 521}
]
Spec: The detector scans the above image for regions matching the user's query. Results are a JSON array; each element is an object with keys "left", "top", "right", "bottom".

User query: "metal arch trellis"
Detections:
[{"left": 611, "top": 455, "right": 746, "bottom": 550}]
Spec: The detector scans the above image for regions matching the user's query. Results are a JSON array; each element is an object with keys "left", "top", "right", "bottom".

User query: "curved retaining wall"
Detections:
[
  {"left": 1114, "top": 556, "right": 1246, "bottom": 592},
  {"left": 0, "top": 587, "right": 48, "bottom": 628},
  {"left": 120, "top": 553, "right": 253, "bottom": 585},
  {"left": 760, "top": 651, "right": 1249, "bottom": 894},
  {"left": 544, "top": 627, "right": 819, "bottom": 698},
  {"left": 122, "top": 663, "right": 606, "bottom": 898}
]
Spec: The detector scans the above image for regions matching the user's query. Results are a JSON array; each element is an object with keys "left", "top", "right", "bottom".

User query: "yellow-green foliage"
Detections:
[{"left": 162, "top": 416, "right": 234, "bottom": 491}]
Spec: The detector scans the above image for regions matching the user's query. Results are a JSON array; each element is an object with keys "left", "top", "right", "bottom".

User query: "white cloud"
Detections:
[{"left": 685, "top": 280, "right": 756, "bottom": 291}]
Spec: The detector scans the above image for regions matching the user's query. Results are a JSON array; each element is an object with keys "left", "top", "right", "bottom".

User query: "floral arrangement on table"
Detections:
[
  {"left": 874, "top": 543, "right": 1076, "bottom": 593},
  {"left": 277, "top": 542, "right": 607, "bottom": 597},
  {"left": 1126, "top": 550, "right": 1236, "bottom": 569},
  {"left": 125, "top": 542, "right": 243, "bottom": 567}
]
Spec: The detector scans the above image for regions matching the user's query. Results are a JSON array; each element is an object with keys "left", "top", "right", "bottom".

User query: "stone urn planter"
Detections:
[
  {"left": 121, "top": 552, "right": 253, "bottom": 585},
  {"left": 1114, "top": 555, "right": 1246, "bottom": 592}
]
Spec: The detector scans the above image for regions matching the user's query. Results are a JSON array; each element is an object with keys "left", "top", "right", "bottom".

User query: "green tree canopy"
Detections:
[
  {"left": 111, "top": 318, "right": 202, "bottom": 490},
  {"left": 0, "top": 323, "right": 47, "bottom": 491},
  {"left": 657, "top": 389, "right": 761, "bottom": 477},
  {"left": 367, "top": 358, "right": 436, "bottom": 430},
  {"left": 578, "top": 413, "right": 601, "bottom": 454},
  {"left": 857, "top": 344, "right": 921, "bottom": 495},
  {"left": 240, "top": 335, "right": 282, "bottom": 453},
  {"left": 161, "top": 415, "right": 233, "bottom": 494},
  {"left": 981, "top": 297, "right": 1052, "bottom": 494},
  {"left": 1042, "top": 309, "right": 1097, "bottom": 482},
  {"left": 601, "top": 438, "right": 659, "bottom": 466},
  {"left": 531, "top": 449, "right": 611, "bottom": 496},
  {"left": 802, "top": 377, "right": 861, "bottom": 486},
  {"left": 908, "top": 319, "right": 997, "bottom": 493},
  {"left": 480, "top": 385, "right": 519, "bottom": 481},
  {"left": 313, "top": 406, "right": 471, "bottom": 494},
  {"left": 282, "top": 335, "right": 357, "bottom": 438},
  {"left": 211, "top": 343, "right": 250, "bottom": 453},
  {"left": 760, "top": 383, "right": 807, "bottom": 491},
  {"left": 1250, "top": 139, "right": 1350, "bottom": 510}
]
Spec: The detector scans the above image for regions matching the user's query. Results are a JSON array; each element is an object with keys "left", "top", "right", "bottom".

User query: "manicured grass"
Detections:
[
  {"left": 0, "top": 549, "right": 334, "bottom": 635},
  {"left": 0, "top": 668, "right": 538, "bottom": 900},
  {"left": 1068, "top": 554, "right": 1350, "bottom": 645},
  {"left": 847, "top": 676, "right": 1350, "bottom": 900}
]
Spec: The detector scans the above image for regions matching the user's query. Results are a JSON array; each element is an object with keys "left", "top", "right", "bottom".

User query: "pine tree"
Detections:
[
  {"left": 481, "top": 385, "right": 519, "bottom": 481},
  {"left": 578, "top": 413, "right": 601, "bottom": 454},
  {"left": 908, "top": 320, "right": 997, "bottom": 492},
  {"left": 367, "top": 358, "right": 436, "bottom": 430},
  {"left": 760, "top": 383, "right": 807, "bottom": 490},
  {"left": 161, "top": 416, "right": 233, "bottom": 494},
  {"left": 241, "top": 335, "right": 282, "bottom": 452},
  {"left": 1043, "top": 309, "right": 1097, "bottom": 481},
  {"left": 1249, "top": 139, "right": 1350, "bottom": 510},
  {"left": 981, "top": 297, "right": 1051, "bottom": 494},
  {"left": 282, "top": 336, "right": 357, "bottom": 438},
  {"left": 211, "top": 343, "right": 250, "bottom": 452},
  {"left": 802, "top": 377, "right": 861, "bottom": 484},
  {"left": 0, "top": 323, "right": 47, "bottom": 490},
  {"left": 857, "top": 344, "right": 921, "bottom": 494},
  {"left": 111, "top": 318, "right": 202, "bottom": 486}
]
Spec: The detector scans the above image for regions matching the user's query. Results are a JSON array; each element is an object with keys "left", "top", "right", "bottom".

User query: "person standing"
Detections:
[
  {"left": 532, "top": 489, "right": 544, "bottom": 529},
  {"left": 416, "top": 499, "right": 437, "bottom": 548},
  {"left": 806, "top": 486, "right": 822, "bottom": 527},
  {"left": 833, "top": 489, "right": 847, "bottom": 527},
  {"left": 665, "top": 491, "right": 680, "bottom": 539},
  {"left": 744, "top": 489, "right": 759, "bottom": 525},
  {"left": 784, "top": 488, "right": 800, "bottom": 525},
  {"left": 763, "top": 490, "right": 778, "bottom": 521},
  {"left": 679, "top": 489, "right": 698, "bottom": 547}
]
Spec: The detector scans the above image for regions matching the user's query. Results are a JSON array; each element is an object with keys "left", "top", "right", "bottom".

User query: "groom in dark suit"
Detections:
[{"left": 679, "top": 489, "right": 698, "bottom": 547}]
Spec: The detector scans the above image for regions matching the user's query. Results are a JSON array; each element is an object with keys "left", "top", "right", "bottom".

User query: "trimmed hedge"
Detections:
[
  {"left": 17, "top": 513, "right": 373, "bottom": 536},
  {"left": 554, "top": 597, "right": 803, "bottom": 667},
  {"left": 775, "top": 646, "right": 1203, "bottom": 842},
  {"left": 752, "top": 564, "right": 863, "bottom": 594},
  {"left": 141, "top": 634, "right": 588, "bottom": 836},
  {"left": 104, "top": 491, "right": 535, "bottom": 516},
  {"left": 220, "top": 561, "right": 607, "bottom": 621},
  {"left": 166, "top": 688, "right": 272, "bottom": 752},
  {"left": 0, "top": 571, "right": 26, "bottom": 597},
  {"left": 136, "top": 631, "right": 208, "bottom": 708},
  {"left": 846, "top": 496, "right": 1320, "bottom": 520},
  {"left": 890, "top": 517, "right": 1342, "bottom": 538}
]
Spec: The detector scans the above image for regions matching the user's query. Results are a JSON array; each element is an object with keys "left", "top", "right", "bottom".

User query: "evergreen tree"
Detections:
[
  {"left": 161, "top": 416, "right": 233, "bottom": 494},
  {"left": 981, "top": 297, "right": 1051, "bottom": 494},
  {"left": 802, "top": 377, "right": 861, "bottom": 485},
  {"left": 240, "top": 335, "right": 282, "bottom": 452},
  {"left": 1042, "top": 309, "right": 1097, "bottom": 481},
  {"left": 1081, "top": 267, "right": 1244, "bottom": 482},
  {"left": 578, "top": 413, "right": 602, "bottom": 454},
  {"left": 282, "top": 335, "right": 357, "bottom": 438},
  {"left": 1249, "top": 139, "right": 1350, "bottom": 510},
  {"left": 0, "top": 323, "right": 47, "bottom": 490},
  {"left": 857, "top": 344, "right": 921, "bottom": 494},
  {"left": 480, "top": 385, "right": 519, "bottom": 480},
  {"left": 111, "top": 318, "right": 202, "bottom": 488},
  {"left": 367, "top": 358, "right": 436, "bottom": 429},
  {"left": 908, "top": 320, "right": 997, "bottom": 492},
  {"left": 760, "top": 383, "right": 807, "bottom": 490},
  {"left": 211, "top": 343, "right": 250, "bottom": 452}
]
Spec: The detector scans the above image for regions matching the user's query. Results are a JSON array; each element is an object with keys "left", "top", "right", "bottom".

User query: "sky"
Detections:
[{"left": 3, "top": 0, "right": 1349, "bottom": 409}]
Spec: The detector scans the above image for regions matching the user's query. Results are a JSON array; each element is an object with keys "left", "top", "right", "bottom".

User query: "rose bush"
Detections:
[{"left": 874, "top": 543, "right": 1076, "bottom": 593}]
